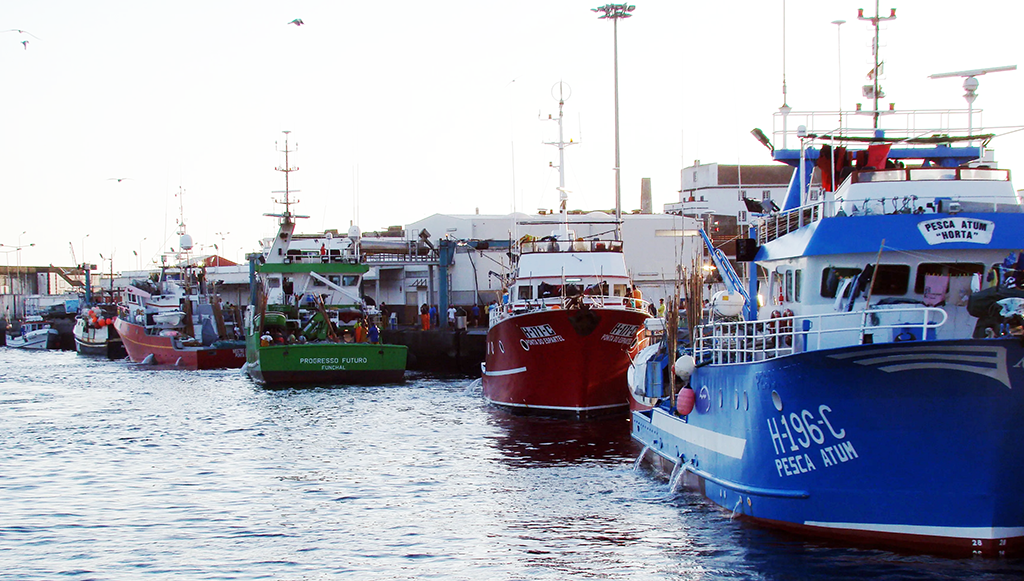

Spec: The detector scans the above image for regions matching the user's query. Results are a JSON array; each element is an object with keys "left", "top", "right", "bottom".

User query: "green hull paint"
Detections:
[{"left": 245, "top": 328, "right": 407, "bottom": 385}]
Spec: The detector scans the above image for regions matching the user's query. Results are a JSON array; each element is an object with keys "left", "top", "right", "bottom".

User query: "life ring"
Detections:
[{"left": 780, "top": 309, "right": 794, "bottom": 346}]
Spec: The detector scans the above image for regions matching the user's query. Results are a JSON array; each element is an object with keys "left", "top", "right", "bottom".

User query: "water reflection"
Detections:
[{"left": 484, "top": 409, "right": 641, "bottom": 467}]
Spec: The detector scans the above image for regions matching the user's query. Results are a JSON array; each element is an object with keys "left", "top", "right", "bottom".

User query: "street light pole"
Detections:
[
  {"left": 592, "top": 3, "right": 635, "bottom": 241},
  {"left": 831, "top": 19, "right": 845, "bottom": 130},
  {"left": 1, "top": 235, "right": 34, "bottom": 320}
]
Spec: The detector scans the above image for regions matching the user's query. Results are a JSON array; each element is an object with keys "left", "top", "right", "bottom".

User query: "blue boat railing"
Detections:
[{"left": 694, "top": 306, "right": 948, "bottom": 365}]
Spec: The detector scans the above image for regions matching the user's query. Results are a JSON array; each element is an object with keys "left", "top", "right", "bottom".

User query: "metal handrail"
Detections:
[{"left": 694, "top": 306, "right": 948, "bottom": 365}]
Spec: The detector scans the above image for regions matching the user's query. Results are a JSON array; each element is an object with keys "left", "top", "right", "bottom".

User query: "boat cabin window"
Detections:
[
  {"left": 538, "top": 282, "right": 561, "bottom": 298},
  {"left": 821, "top": 267, "right": 864, "bottom": 298},
  {"left": 328, "top": 275, "right": 341, "bottom": 286},
  {"left": 342, "top": 275, "right": 359, "bottom": 286},
  {"left": 914, "top": 263, "right": 984, "bottom": 293},
  {"left": 783, "top": 269, "right": 802, "bottom": 303},
  {"left": 613, "top": 284, "right": 628, "bottom": 297},
  {"left": 267, "top": 277, "right": 281, "bottom": 289},
  {"left": 313, "top": 277, "right": 327, "bottom": 287},
  {"left": 870, "top": 264, "right": 911, "bottom": 295},
  {"left": 517, "top": 285, "right": 533, "bottom": 300}
]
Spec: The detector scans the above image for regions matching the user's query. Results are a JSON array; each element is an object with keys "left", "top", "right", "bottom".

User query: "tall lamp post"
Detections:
[
  {"left": 831, "top": 19, "right": 845, "bottom": 130},
  {"left": 592, "top": 3, "right": 635, "bottom": 241},
  {"left": 1, "top": 234, "right": 35, "bottom": 320}
]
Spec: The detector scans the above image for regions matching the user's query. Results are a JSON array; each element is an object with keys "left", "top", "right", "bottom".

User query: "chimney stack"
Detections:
[{"left": 640, "top": 178, "right": 652, "bottom": 214}]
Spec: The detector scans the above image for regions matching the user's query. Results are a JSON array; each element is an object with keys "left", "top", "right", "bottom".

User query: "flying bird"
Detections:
[
  {"left": 288, "top": 19, "right": 304, "bottom": 26},
  {"left": 21, "top": 40, "right": 28, "bottom": 50},
  {"left": 107, "top": 177, "right": 132, "bottom": 183}
]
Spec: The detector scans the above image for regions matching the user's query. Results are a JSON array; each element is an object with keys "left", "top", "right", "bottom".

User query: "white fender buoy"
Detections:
[{"left": 675, "top": 354, "right": 696, "bottom": 381}]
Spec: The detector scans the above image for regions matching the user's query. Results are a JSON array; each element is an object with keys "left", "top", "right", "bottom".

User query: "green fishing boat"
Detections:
[{"left": 243, "top": 132, "right": 407, "bottom": 385}]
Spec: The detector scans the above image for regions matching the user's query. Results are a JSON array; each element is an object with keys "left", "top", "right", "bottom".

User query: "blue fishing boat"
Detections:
[{"left": 632, "top": 12, "right": 1024, "bottom": 557}]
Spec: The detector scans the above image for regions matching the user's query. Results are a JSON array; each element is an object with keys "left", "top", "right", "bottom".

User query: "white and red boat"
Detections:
[
  {"left": 481, "top": 234, "right": 651, "bottom": 417},
  {"left": 114, "top": 203, "right": 245, "bottom": 370},
  {"left": 481, "top": 85, "right": 649, "bottom": 417}
]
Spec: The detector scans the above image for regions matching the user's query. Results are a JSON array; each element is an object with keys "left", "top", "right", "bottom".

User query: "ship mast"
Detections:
[
  {"left": 265, "top": 130, "right": 309, "bottom": 225},
  {"left": 542, "top": 82, "right": 579, "bottom": 239},
  {"left": 858, "top": 1, "right": 896, "bottom": 130}
]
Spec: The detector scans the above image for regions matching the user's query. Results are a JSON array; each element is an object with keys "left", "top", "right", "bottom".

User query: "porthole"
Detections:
[
  {"left": 772, "top": 390, "right": 783, "bottom": 411},
  {"left": 520, "top": 339, "right": 530, "bottom": 351},
  {"left": 734, "top": 390, "right": 739, "bottom": 410},
  {"left": 498, "top": 340, "right": 505, "bottom": 354},
  {"left": 743, "top": 391, "right": 749, "bottom": 411},
  {"left": 718, "top": 389, "right": 723, "bottom": 408}
]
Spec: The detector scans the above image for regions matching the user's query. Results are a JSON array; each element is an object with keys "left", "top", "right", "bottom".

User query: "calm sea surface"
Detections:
[{"left": 2, "top": 349, "right": 1023, "bottom": 580}]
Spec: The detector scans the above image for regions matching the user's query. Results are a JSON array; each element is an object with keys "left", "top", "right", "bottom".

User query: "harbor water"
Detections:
[{"left": 2, "top": 349, "right": 1023, "bottom": 580}]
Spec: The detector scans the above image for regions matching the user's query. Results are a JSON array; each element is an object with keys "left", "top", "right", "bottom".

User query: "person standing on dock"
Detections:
[
  {"left": 471, "top": 304, "right": 480, "bottom": 326},
  {"left": 429, "top": 304, "right": 438, "bottom": 328},
  {"left": 420, "top": 303, "right": 430, "bottom": 330},
  {"left": 447, "top": 306, "right": 456, "bottom": 329}
]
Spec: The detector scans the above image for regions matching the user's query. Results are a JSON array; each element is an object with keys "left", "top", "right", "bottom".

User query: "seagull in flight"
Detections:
[
  {"left": 107, "top": 177, "right": 132, "bottom": 183},
  {"left": 288, "top": 19, "right": 304, "bottom": 26},
  {"left": 21, "top": 40, "right": 28, "bottom": 50}
]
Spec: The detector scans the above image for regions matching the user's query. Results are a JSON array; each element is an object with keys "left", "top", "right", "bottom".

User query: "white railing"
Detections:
[
  {"left": 694, "top": 306, "right": 948, "bottom": 365},
  {"left": 489, "top": 294, "right": 650, "bottom": 327},
  {"left": 771, "top": 108, "right": 983, "bottom": 148},
  {"left": 756, "top": 201, "right": 829, "bottom": 245},
  {"left": 519, "top": 239, "right": 623, "bottom": 254}
]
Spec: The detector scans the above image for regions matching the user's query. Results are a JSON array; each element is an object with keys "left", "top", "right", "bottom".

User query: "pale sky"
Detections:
[{"left": 2, "top": 1, "right": 1022, "bottom": 273}]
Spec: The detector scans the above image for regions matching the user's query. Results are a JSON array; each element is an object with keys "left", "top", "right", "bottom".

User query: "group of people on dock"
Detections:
[{"left": 418, "top": 303, "right": 483, "bottom": 331}]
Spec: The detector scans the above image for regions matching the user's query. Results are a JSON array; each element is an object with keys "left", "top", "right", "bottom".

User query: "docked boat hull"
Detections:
[
  {"left": 245, "top": 341, "right": 407, "bottom": 385},
  {"left": 632, "top": 337, "right": 1024, "bottom": 556},
  {"left": 482, "top": 307, "right": 649, "bottom": 418},
  {"left": 114, "top": 317, "right": 246, "bottom": 370},
  {"left": 6, "top": 328, "right": 59, "bottom": 350},
  {"left": 73, "top": 317, "right": 127, "bottom": 359}
]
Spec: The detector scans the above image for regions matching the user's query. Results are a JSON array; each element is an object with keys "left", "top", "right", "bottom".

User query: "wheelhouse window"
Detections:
[
  {"left": 821, "top": 267, "right": 863, "bottom": 298},
  {"left": 517, "top": 285, "right": 533, "bottom": 300},
  {"left": 342, "top": 275, "right": 359, "bottom": 286},
  {"left": 872, "top": 265, "right": 911, "bottom": 295},
  {"left": 820, "top": 265, "right": 908, "bottom": 297},
  {"left": 914, "top": 262, "right": 984, "bottom": 293},
  {"left": 267, "top": 277, "right": 281, "bottom": 289}
]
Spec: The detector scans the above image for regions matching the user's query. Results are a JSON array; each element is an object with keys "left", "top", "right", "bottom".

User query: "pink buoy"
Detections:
[{"left": 676, "top": 387, "right": 696, "bottom": 415}]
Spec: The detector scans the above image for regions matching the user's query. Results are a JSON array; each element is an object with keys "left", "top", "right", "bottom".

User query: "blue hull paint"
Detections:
[{"left": 633, "top": 337, "right": 1024, "bottom": 555}]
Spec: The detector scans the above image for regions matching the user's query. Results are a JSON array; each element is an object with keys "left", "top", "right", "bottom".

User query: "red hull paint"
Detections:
[
  {"left": 482, "top": 307, "right": 648, "bottom": 418},
  {"left": 114, "top": 318, "right": 245, "bottom": 370}
]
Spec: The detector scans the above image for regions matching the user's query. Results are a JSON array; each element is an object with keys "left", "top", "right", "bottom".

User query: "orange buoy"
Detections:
[{"left": 676, "top": 387, "right": 696, "bottom": 415}]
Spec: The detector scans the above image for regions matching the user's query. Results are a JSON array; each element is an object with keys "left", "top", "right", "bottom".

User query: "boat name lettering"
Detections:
[
  {"left": 601, "top": 333, "right": 636, "bottom": 345},
  {"left": 768, "top": 405, "right": 856, "bottom": 476},
  {"left": 521, "top": 324, "right": 557, "bottom": 339},
  {"left": 298, "top": 357, "right": 369, "bottom": 365},
  {"left": 300, "top": 357, "right": 340, "bottom": 364},
  {"left": 524, "top": 335, "right": 566, "bottom": 346},
  {"left": 607, "top": 323, "right": 640, "bottom": 338},
  {"left": 917, "top": 218, "right": 994, "bottom": 245},
  {"left": 1014, "top": 356, "right": 1024, "bottom": 369}
]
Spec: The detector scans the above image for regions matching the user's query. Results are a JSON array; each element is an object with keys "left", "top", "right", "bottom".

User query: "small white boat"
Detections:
[
  {"left": 152, "top": 311, "right": 185, "bottom": 326},
  {"left": 7, "top": 327, "right": 59, "bottom": 350}
]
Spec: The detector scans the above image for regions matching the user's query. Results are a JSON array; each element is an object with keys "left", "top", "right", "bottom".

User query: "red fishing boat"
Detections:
[
  {"left": 481, "top": 84, "right": 649, "bottom": 417},
  {"left": 481, "top": 235, "right": 650, "bottom": 417},
  {"left": 114, "top": 196, "right": 246, "bottom": 370}
]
